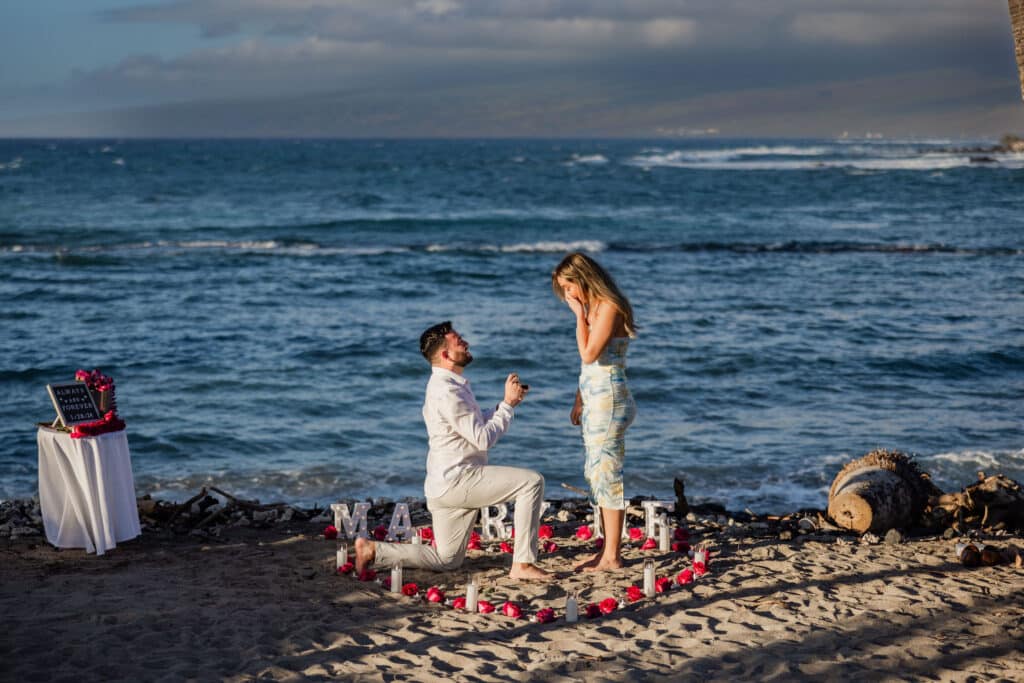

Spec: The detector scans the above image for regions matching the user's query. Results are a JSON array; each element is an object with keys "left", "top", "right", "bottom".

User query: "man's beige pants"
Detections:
[{"left": 374, "top": 465, "right": 544, "bottom": 570}]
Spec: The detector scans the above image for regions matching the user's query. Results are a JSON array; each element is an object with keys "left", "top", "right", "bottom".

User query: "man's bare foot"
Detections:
[
  {"left": 354, "top": 537, "right": 376, "bottom": 574},
  {"left": 508, "top": 563, "right": 554, "bottom": 581},
  {"left": 573, "top": 552, "right": 602, "bottom": 571},
  {"left": 582, "top": 556, "right": 624, "bottom": 573}
]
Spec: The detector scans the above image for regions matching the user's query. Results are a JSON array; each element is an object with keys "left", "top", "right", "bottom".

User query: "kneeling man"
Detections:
[{"left": 355, "top": 321, "right": 550, "bottom": 581}]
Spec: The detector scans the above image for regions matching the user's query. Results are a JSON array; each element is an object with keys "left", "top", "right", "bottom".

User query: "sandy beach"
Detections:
[{"left": 3, "top": 499, "right": 1023, "bottom": 683}]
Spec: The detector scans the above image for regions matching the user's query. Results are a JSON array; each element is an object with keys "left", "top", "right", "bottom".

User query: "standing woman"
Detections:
[{"left": 552, "top": 252, "right": 637, "bottom": 572}]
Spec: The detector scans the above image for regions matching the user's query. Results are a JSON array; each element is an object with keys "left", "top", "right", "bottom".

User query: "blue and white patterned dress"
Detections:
[{"left": 579, "top": 337, "right": 636, "bottom": 509}]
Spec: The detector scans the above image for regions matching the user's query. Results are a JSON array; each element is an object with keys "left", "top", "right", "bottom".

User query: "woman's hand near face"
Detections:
[{"left": 566, "top": 295, "right": 585, "bottom": 318}]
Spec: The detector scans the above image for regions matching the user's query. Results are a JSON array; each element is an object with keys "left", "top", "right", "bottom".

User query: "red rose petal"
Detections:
[
  {"left": 502, "top": 602, "right": 522, "bottom": 619},
  {"left": 575, "top": 525, "right": 593, "bottom": 540},
  {"left": 478, "top": 600, "right": 495, "bottom": 614},
  {"left": 536, "top": 608, "right": 556, "bottom": 623},
  {"left": 538, "top": 525, "right": 554, "bottom": 539},
  {"left": 641, "top": 537, "right": 657, "bottom": 550},
  {"left": 626, "top": 586, "right": 644, "bottom": 602},
  {"left": 584, "top": 603, "right": 602, "bottom": 619},
  {"left": 676, "top": 569, "right": 694, "bottom": 585},
  {"left": 401, "top": 583, "right": 418, "bottom": 596},
  {"left": 628, "top": 528, "right": 642, "bottom": 541},
  {"left": 599, "top": 597, "right": 618, "bottom": 615}
]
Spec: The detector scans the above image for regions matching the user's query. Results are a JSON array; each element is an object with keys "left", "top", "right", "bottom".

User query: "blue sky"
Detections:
[{"left": 2, "top": 1, "right": 1022, "bottom": 137}]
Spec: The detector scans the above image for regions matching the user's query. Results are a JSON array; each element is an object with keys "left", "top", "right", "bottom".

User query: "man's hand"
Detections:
[
  {"left": 570, "top": 390, "right": 583, "bottom": 425},
  {"left": 504, "top": 373, "right": 528, "bottom": 407}
]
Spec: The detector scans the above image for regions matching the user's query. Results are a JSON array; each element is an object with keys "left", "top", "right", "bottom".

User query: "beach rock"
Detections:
[
  {"left": 280, "top": 508, "right": 295, "bottom": 522},
  {"left": 751, "top": 546, "right": 778, "bottom": 561},
  {"left": 884, "top": 529, "right": 904, "bottom": 545},
  {"left": 555, "top": 509, "right": 576, "bottom": 522},
  {"left": 942, "top": 527, "right": 957, "bottom": 540},
  {"left": 798, "top": 518, "right": 817, "bottom": 532},
  {"left": 253, "top": 510, "right": 277, "bottom": 523},
  {"left": 861, "top": 532, "right": 881, "bottom": 545},
  {"left": 779, "top": 530, "right": 793, "bottom": 541},
  {"left": 686, "top": 512, "right": 697, "bottom": 523}
]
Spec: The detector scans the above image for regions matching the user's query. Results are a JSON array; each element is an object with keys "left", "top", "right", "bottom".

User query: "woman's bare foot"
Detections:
[
  {"left": 508, "top": 563, "right": 554, "bottom": 581},
  {"left": 582, "top": 556, "right": 624, "bottom": 573},
  {"left": 573, "top": 552, "right": 602, "bottom": 571},
  {"left": 354, "top": 537, "right": 376, "bottom": 574}
]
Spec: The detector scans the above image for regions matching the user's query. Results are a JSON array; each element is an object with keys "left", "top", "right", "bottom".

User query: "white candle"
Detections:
[
  {"left": 643, "top": 559, "right": 655, "bottom": 598},
  {"left": 658, "top": 515, "right": 670, "bottom": 552},
  {"left": 694, "top": 548, "right": 707, "bottom": 564},
  {"left": 565, "top": 595, "right": 578, "bottom": 623},
  {"left": 411, "top": 529, "right": 422, "bottom": 545},
  {"left": 336, "top": 543, "right": 348, "bottom": 568},
  {"left": 391, "top": 563, "right": 403, "bottom": 593},
  {"left": 466, "top": 575, "right": 479, "bottom": 612}
]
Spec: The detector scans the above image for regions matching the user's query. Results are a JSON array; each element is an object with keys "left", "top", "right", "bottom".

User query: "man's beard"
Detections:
[{"left": 451, "top": 351, "right": 473, "bottom": 367}]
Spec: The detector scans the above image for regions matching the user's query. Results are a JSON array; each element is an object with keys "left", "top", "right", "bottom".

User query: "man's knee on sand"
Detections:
[{"left": 435, "top": 546, "right": 467, "bottom": 572}]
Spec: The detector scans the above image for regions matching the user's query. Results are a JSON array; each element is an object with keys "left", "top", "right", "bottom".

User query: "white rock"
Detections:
[
  {"left": 555, "top": 510, "right": 576, "bottom": 522},
  {"left": 252, "top": 510, "right": 277, "bottom": 523},
  {"left": 280, "top": 508, "right": 295, "bottom": 522}
]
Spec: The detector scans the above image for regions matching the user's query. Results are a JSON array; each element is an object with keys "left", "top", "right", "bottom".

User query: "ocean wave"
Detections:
[
  {"left": 565, "top": 153, "right": 609, "bottom": 165},
  {"left": 626, "top": 149, "right": 1024, "bottom": 171},
  {"left": 929, "top": 448, "right": 1024, "bottom": 470},
  {"left": 2, "top": 239, "right": 1017, "bottom": 259},
  {"left": 425, "top": 240, "right": 606, "bottom": 254},
  {"left": 612, "top": 241, "right": 1022, "bottom": 256}
]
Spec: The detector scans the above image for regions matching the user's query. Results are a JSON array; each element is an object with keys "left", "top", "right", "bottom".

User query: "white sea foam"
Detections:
[
  {"left": 566, "top": 153, "right": 609, "bottom": 165},
  {"left": 426, "top": 240, "right": 606, "bottom": 254},
  {"left": 626, "top": 149, "right": 1024, "bottom": 171},
  {"left": 929, "top": 448, "right": 1024, "bottom": 470},
  {"left": 0, "top": 157, "right": 23, "bottom": 171},
  {"left": 694, "top": 480, "right": 830, "bottom": 513}
]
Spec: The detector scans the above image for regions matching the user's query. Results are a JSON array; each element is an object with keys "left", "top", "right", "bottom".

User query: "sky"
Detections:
[{"left": 1, "top": 0, "right": 1022, "bottom": 138}]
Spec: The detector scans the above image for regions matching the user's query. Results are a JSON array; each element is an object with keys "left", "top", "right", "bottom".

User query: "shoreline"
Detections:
[{"left": 3, "top": 492, "right": 1024, "bottom": 681}]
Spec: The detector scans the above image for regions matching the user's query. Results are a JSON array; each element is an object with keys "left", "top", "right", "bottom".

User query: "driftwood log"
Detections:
[
  {"left": 828, "top": 449, "right": 942, "bottom": 534},
  {"left": 935, "top": 473, "right": 1024, "bottom": 531}
]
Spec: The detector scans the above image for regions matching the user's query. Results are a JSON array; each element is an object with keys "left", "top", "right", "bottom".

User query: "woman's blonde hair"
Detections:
[{"left": 552, "top": 252, "right": 637, "bottom": 338}]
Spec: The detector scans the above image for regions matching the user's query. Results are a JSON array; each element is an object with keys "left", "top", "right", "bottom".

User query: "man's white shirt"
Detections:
[{"left": 422, "top": 366, "right": 514, "bottom": 499}]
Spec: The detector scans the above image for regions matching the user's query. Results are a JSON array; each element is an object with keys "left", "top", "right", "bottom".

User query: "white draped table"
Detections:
[{"left": 37, "top": 426, "right": 141, "bottom": 555}]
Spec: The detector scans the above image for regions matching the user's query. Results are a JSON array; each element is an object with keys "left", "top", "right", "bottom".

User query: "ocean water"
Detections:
[{"left": 1, "top": 138, "right": 1022, "bottom": 513}]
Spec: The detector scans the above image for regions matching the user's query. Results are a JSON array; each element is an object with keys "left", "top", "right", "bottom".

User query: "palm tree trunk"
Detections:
[{"left": 1011, "top": 0, "right": 1024, "bottom": 100}]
